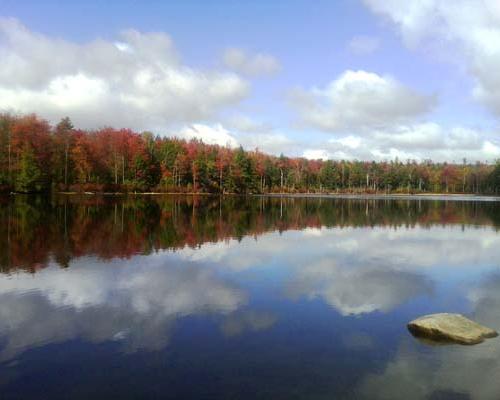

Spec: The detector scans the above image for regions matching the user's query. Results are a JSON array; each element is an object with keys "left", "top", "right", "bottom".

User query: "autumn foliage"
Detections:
[{"left": 1, "top": 113, "right": 500, "bottom": 194}]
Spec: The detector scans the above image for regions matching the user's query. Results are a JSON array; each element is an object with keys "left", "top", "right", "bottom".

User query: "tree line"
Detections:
[{"left": 1, "top": 113, "right": 500, "bottom": 194}]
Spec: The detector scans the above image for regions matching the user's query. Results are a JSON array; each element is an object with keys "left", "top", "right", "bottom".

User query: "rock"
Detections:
[{"left": 407, "top": 313, "right": 498, "bottom": 345}]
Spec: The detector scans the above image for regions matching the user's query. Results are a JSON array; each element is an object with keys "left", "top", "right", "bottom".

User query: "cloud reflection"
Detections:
[
  {"left": 220, "top": 310, "right": 277, "bottom": 337},
  {"left": 0, "top": 256, "right": 247, "bottom": 360},
  {"left": 286, "top": 259, "right": 433, "bottom": 315}
]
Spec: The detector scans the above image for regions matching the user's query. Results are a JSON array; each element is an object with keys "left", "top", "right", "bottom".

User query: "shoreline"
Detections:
[
  {"left": 257, "top": 193, "right": 500, "bottom": 202},
  {"left": 4, "top": 191, "right": 500, "bottom": 202}
]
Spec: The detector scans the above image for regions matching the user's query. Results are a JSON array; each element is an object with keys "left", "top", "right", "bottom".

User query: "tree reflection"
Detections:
[{"left": 1, "top": 194, "right": 499, "bottom": 272}]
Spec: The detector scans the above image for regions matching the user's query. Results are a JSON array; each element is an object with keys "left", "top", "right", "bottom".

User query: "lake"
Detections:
[{"left": 1, "top": 195, "right": 500, "bottom": 399}]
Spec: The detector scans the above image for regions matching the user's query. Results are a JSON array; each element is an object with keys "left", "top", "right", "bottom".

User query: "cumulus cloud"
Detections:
[
  {"left": 303, "top": 149, "right": 331, "bottom": 160},
  {"left": 291, "top": 67, "right": 498, "bottom": 162},
  {"left": 174, "top": 123, "right": 239, "bottom": 147},
  {"left": 219, "top": 114, "right": 300, "bottom": 154},
  {"left": 238, "top": 131, "right": 298, "bottom": 154},
  {"left": 302, "top": 123, "right": 500, "bottom": 162},
  {"left": 222, "top": 48, "right": 281, "bottom": 77},
  {"left": 362, "top": 0, "right": 500, "bottom": 116},
  {"left": 168, "top": 119, "right": 300, "bottom": 155},
  {"left": 290, "top": 70, "right": 435, "bottom": 132},
  {"left": 347, "top": 35, "right": 381, "bottom": 55},
  {"left": 0, "top": 17, "right": 249, "bottom": 129},
  {"left": 225, "top": 114, "right": 274, "bottom": 134}
]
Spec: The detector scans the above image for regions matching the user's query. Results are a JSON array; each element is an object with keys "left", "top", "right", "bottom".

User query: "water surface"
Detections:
[{"left": 1, "top": 195, "right": 500, "bottom": 399}]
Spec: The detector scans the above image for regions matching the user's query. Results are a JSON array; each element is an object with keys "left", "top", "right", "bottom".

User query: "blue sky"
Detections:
[{"left": 1, "top": 0, "right": 500, "bottom": 162}]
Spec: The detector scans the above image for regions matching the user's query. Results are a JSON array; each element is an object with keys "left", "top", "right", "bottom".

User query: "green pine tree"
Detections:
[{"left": 16, "top": 145, "right": 42, "bottom": 193}]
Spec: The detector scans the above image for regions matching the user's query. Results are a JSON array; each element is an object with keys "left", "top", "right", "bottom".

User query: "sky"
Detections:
[{"left": 1, "top": 0, "right": 500, "bottom": 162}]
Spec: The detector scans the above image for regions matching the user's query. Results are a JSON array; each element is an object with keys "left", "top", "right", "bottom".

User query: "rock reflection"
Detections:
[{"left": 358, "top": 273, "right": 500, "bottom": 400}]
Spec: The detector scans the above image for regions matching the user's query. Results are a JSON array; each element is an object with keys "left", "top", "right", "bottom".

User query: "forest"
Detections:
[{"left": 1, "top": 113, "right": 500, "bottom": 194}]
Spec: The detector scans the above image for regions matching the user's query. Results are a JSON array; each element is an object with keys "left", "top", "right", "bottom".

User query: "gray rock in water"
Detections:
[{"left": 408, "top": 313, "right": 498, "bottom": 345}]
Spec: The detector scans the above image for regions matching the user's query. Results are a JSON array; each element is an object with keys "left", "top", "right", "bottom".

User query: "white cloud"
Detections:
[
  {"left": 224, "top": 113, "right": 302, "bottom": 155},
  {"left": 363, "top": 0, "right": 500, "bottom": 116},
  {"left": 303, "top": 149, "right": 330, "bottom": 160},
  {"left": 302, "top": 123, "right": 500, "bottom": 162},
  {"left": 169, "top": 120, "right": 299, "bottom": 155},
  {"left": 222, "top": 48, "right": 281, "bottom": 77},
  {"left": 372, "top": 123, "right": 487, "bottom": 151},
  {"left": 347, "top": 35, "right": 381, "bottom": 55},
  {"left": 0, "top": 18, "right": 249, "bottom": 130},
  {"left": 238, "top": 132, "right": 297, "bottom": 154},
  {"left": 290, "top": 70, "right": 435, "bottom": 132},
  {"left": 224, "top": 114, "right": 274, "bottom": 133},
  {"left": 175, "top": 123, "right": 239, "bottom": 147},
  {"left": 333, "top": 135, "right": 362, "bottom": 149}
]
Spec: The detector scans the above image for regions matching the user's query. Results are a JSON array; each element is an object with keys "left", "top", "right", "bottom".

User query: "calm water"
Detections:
[{"left": 1, "top": 195, "right": 500, "bottom": 400}]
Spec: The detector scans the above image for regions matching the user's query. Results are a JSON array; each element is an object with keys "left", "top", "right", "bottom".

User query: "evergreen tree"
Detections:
[
  {"left": 231, "top": 146, "right": 255, "bottom": 193},
  {"left": 16, "top": 144, "right": 42, "bottom": 192},
  {"left": 0, "top": 114, "right": 13, "bottom": 187},
  {"left": 53, "top": 117, "right": 74, "bottom": 188},
  {"left": 320, "top": 160, "right": 337, "bottom": 190},
  {"left": 489, "top": 161, "right": 500, "bottom": 193}
]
